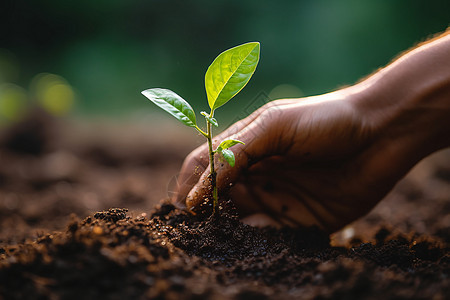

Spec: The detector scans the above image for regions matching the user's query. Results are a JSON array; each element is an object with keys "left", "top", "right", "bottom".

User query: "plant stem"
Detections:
[
  {"left": 194, "top": 125, "right": 208, "bottom": 138},
  {"left": 206, "top": 111, "right": 218, "bottom": 213}
]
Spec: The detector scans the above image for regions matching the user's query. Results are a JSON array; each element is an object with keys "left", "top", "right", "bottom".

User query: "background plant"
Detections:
[{"left": 142, "top": 42, "right": 260, "bottom": 213}]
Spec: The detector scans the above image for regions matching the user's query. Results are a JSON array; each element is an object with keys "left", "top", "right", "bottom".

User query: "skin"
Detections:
[{"left": 174, "top": 31, "right": 450, "bottom": 233}]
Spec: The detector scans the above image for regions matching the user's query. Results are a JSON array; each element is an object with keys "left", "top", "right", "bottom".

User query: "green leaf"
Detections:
[
  {"left": 200, "top": 111, "right": 218, "bottom": 127},
  {"left": 205, "top": 42, "right": 260, "bottom": 110},
  {"left": 141, "top": 88, "right": 196, "bottom": 127},
  {"left": 220, "top": 149, "right": 235, "bottom": 167},
  {"left": 216, "top": 139, "right": 245, "bottom": 151}
]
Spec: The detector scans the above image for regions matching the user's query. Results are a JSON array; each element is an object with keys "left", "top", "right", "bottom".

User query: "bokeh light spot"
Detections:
[
  {"left": 31, "top": 73, "right": 75, "bottom": 116},
  {"left": 0, "top": 83, "right": 28, "bottom": 122}
]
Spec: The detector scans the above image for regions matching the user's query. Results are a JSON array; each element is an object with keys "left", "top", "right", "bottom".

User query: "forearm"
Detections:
[{"left": 353, "top": 31, "right": 450, "bottom": 159}]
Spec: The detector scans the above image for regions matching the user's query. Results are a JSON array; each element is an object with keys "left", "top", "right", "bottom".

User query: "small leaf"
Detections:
[
  {"left": 205, "top": 42, "right": 260, "bottom": 110},
  {"left": 216, "top": 139, "right": 245, "bottom": 151},
  {"left": 200, "top": 111, "right": 218, "bottom": 127},
  {"left": 141, "top": 88, "right": 196, "bottom": 127},
  {"left": 220, "top": 149, "right": 235, "bottom": 167}
]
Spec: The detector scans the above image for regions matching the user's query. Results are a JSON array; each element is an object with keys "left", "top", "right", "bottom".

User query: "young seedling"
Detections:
[{"left": 141, "top": 42, "right": 260, "bottom": 213}]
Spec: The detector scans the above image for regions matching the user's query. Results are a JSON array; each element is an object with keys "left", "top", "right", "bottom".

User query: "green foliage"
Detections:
[
  {"left": 141, "top": 88, "right": 197, "bottom": 127},
  {"left": 220, "top": 149, "right": 236, "bottom": 167},
  {"left": 205, "top": 42, "right": 260, "bottom": 111},
  {"left": 215, "top": 139, "right": 244, "bottom": 168},
  {"left": 142, "top": 42, "right": 260, "bottom": 213},
  {"left": 216, "top": 139, "right": 245, "bottom": 151},
  {"left": 201, "top": 111, "right": 218, "bottom": 127}
]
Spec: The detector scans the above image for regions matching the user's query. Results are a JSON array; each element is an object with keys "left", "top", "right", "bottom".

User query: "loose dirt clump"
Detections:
[{"left": 94, "top": 208, "right": 129, "bottom": 222}]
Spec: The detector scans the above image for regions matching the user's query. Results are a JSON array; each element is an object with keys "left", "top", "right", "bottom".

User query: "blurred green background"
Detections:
[{"left": 1, "top": 0, "right": 449, "bottom": 124}]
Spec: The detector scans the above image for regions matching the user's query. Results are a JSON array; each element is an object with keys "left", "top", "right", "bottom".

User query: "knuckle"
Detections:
[
  {"left": 264, "top": 98, "right": 286, "bottom": 108},
  {"left": 259, "top": 105, "right": 282, "bottom": 122}
]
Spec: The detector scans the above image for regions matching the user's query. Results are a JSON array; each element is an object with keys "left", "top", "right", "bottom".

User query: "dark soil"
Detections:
[{"left": 0, "top": 111, "right": 449, "bottom": 299}]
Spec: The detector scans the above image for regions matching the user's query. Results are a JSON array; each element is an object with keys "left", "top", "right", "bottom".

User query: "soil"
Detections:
[{"left": 0, "top": 111, "right": 449, "bottom": 299}]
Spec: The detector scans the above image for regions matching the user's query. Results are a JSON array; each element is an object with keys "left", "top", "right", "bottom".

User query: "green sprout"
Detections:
[{"left": 141, "top": 42, "right": 260, "bottom": 213}]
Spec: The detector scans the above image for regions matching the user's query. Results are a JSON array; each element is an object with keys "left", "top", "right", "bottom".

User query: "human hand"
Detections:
[
  {"left": 173, "top": 32, "right": 450, "bottom": 233},
  {"left": 173, "top": 88, "right": 399, "bottom": 232}
]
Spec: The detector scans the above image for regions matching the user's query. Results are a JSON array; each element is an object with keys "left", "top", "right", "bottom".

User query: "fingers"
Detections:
[
  {"left": 186, "top": 142, "right": 250, "bottom": 210},
  {"left": 175, "top": 98, "right": 301, "bottom": 209},
  {"left": 186, "top": 109, "right": 277, "bottom": 210},
  {"left": 173, "top": 145, "right": 209, "bottom": 208},
  {"left": 174, "top": 100, "right": 287, "bottom": 206}
]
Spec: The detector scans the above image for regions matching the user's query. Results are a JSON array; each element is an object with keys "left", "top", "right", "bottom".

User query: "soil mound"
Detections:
[{"left": 1, "top": 203, "right": 448, "bottom": 299}]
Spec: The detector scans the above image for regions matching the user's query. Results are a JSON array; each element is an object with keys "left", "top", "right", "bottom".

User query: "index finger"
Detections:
[{"left": 173, "top": 144, "right": 209, "bottom": 208}]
